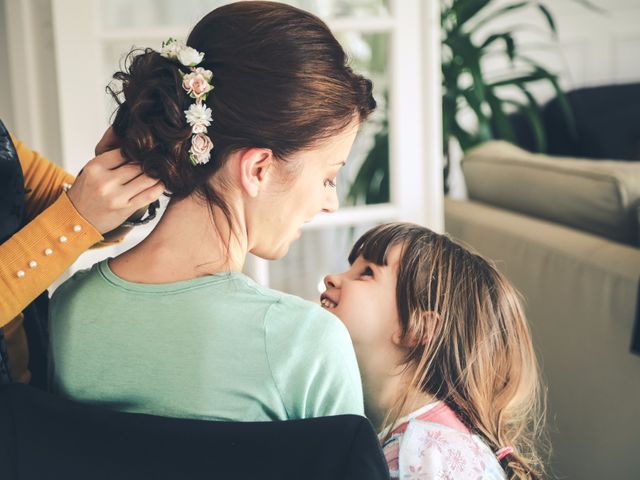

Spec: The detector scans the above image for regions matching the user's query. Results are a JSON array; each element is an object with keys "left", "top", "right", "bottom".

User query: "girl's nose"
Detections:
[{"left": 324, "top": 273, "right": 341, "bottom": 289}]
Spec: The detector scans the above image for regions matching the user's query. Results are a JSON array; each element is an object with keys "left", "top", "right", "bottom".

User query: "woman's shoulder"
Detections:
[
  {"left": 49, "top": 261, "right": 106, "bottom": 305},
  {"left": 261, "top": 291, "right": 363, "bottom": 418},
  {"left": 264, "top": 290, "right": 350, "bottom": 342}
]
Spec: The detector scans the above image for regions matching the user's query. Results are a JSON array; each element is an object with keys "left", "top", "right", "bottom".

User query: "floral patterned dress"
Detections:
[{"left": 380, "top": 402, "right": 507, "bottom": 480}]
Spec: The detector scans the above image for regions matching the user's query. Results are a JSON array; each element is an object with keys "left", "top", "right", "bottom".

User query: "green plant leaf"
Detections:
[
  {"left": 450, "top": 119, "right": 477, "bottom": 151},
  {"left": 516, "top": 57, "right": 579, "bottom": 139},
  {"left": 488, "top": 69, "right": 556, "bottom": 88},
  {"left": 512, "top": 85, "right": 547, "bottom": 151},
  {"left": 537, "top": 3, "right": 558, "bottom": 37},
  {"left": 469, "top": 1, "right": 531, "bottom": 32},
  {"left": 485, "top": 90, "right": 516, "bottom": 142},
  {"left": 480, "top": 32, "right": 516, "bottom": 61},
  {"left": 347, "top": 126, "right": 389, "bottom": 205},
  {"left": 450, "top": 0, "right": 493, "bottom": 30},
  {"left": 543, "top": 74, "right": 578, "bottom": 141}
]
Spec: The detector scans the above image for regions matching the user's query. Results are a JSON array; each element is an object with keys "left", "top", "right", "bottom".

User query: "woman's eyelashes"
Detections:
[{"left": 324, "top": 178, "right": 337, "bottom": 188}]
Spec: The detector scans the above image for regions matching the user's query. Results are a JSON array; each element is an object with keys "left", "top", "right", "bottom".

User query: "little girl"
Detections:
[{"left": 322, "top": 223, "right": 546, "bottom": 480}]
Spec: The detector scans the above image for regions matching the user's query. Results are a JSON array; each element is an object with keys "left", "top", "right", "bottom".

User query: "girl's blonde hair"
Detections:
[{"left": 349, "top": 223, "right": 547, "bottom": 480}]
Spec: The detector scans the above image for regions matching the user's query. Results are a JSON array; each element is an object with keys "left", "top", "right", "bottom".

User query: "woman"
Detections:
[{"left": 49, "top": 2, "right": 376, "bottom": 422}]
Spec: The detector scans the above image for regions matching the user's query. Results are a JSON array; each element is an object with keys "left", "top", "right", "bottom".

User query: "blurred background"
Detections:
[{"left": 1, "top": 1, "right": 639, "bottom": 478}]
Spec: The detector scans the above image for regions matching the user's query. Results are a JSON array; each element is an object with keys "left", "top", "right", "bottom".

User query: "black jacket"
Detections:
[{"left": 0, "top": 119, "right": 49, "bottom": 389}]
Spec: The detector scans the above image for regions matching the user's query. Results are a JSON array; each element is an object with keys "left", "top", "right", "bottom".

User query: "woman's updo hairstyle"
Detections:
[{"left": 109, "top": 0, "right": 376, "bottom": 201}]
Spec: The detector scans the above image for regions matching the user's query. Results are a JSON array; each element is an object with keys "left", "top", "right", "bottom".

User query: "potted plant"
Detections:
[{"left": 348, "top": 0, "right": 601, "bottom": 202}]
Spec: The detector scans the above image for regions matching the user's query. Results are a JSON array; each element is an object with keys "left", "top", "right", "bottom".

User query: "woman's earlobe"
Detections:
[{"left": 238, "top": 148, "right": 273, "bottom": 197}]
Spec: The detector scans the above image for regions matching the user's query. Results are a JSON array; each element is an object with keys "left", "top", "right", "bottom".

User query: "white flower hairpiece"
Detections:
[{"left": 161, "top": 38, "right": 214, "bottom": 165}]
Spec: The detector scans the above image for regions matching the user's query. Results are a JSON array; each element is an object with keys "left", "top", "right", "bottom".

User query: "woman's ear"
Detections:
[{"left": 237, "top": 148, "right": 274, "bottom": 197}]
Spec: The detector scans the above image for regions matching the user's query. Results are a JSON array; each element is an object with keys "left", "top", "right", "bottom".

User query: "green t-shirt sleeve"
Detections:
[{"left": 264, "top": 298, "right": 364, "bottom": 419}]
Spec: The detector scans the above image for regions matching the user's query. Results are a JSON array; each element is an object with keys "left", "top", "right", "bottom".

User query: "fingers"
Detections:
[
  {"left": 128, "top": 181, "right": 165, "bottom": 211},
  {"left": 90, "top": 148, "right": 127, "bottom": 170},
  {"left": 114, "top": 163, "right": 145, "bottom": 184},
  {"left": 90, "top": 149, "right": 144, "bottom": 183},
  {"left": 122, "top": 173, "right": 163, "bottom": 201},
  {"left": 84, "top": 147, "right": 162, "bottom": 199}
]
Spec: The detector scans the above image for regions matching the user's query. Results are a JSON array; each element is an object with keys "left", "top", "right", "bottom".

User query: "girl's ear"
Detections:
[
  {"left": 391, "top": 329, "right": 404, "bottom": 347},
  {"left": 237, "top": 147, "right": 275, "bottom": 197},
  {"left": 394, "top": 311, "right": 440, "bottom": 348}
]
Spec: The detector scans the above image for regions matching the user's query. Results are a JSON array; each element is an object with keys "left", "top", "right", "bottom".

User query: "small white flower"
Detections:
[
  {"left": 177, "top": 46, "right": 205, "bottom": 67},
  {"left": 160, "top": 38, "right": 182, "bottom": 60},
  {"left": 184, "top": 103, "right": 212, "bottom": 130}
]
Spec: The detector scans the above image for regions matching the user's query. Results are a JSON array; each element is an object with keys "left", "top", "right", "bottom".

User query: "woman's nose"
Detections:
[{"left": 322, "top": 188, "right": 339, "bottom": 213}]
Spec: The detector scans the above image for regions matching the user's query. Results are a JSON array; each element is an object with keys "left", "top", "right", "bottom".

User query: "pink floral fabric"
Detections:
[{"left": 380, "top": 402, "right": 506, "bottom": 480}]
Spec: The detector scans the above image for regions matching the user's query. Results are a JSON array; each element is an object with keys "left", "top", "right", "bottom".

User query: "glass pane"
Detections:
[
  {"left": 268, "top": 222, "right": 382, "bottom": 301},
  {"left": 336, "top": 32, "right": 390, "bottom": 206},
  {"left": 99, "top": 0, "right": 391, "bottom": 29}
]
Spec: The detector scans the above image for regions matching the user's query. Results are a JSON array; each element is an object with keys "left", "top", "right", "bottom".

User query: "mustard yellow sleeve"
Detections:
[
  {"left": 13, "top": 135, "right": 77, "bottom": 223},
  {"left": 0, "top": 193, "right": 102, "bottom": 326}
]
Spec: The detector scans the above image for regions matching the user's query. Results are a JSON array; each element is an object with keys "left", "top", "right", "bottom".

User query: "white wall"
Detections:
[
  {"left": 485, "top": 0, "right": 640, "bottom": 98},
  {"left": 1, "top": 0, "right": 62, "bottom": 163},
  {"left": 0, "top": 0, "right": 15, "bottom": 129}
]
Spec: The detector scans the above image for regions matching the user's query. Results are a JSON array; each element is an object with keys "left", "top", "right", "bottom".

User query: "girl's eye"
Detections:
[
  {"left": 360, "top": 266, "right": 374, "bottom": 277},
  {"left": 324, "top": 179, "right": 337, "bottom": 188}
]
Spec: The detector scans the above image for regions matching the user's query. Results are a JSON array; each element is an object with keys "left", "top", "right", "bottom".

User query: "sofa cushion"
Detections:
[{"left": 462, "top": 141, "right": 640, "bottom": 246}]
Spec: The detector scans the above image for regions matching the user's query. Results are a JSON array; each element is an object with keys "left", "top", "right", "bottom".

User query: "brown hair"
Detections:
[
  {"left": 108, "top": 1, "right": 375, "bottom": 218},
  {"left": 349, "top": 223, "right": 547, "bottom": 480}
]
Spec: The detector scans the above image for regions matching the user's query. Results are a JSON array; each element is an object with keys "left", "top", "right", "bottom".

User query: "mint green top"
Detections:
[{"left": 49, "top": 259, "right": 363, "bottom": 421}]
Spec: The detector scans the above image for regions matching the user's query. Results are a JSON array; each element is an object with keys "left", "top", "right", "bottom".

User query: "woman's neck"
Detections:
[{"left": 110, "top": 194, "right": 247, "bottom": 283}]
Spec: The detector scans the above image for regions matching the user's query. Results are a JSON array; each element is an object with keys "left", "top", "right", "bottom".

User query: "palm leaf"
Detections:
[
  {"left": 485, "top": 90, "right": 516, "bottom": 142},
  {"left": 449, "top": 0, "right": 494, "bottom": 30},
  {"left": 481, "top": 32, "right": 516, "bottom": 61},
  {"left": 537, "top": 3, "right": 558, "bottom": 37},
  {"left": 469, "top": 1, "right": 531, "bottom": 32},
  {"left": 347, "top": 126, "right": 389, "bottom": 205}
]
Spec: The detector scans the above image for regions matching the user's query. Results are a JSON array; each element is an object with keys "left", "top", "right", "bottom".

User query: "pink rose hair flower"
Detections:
[
  {"left": 182, "top": 70, "right": 214, "bottom": 101},
  {"left": 189, "top": 132, "right": 214, "bottom": 165}
]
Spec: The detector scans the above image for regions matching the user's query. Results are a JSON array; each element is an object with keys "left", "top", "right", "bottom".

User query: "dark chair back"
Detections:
[{"left": 0, "top": 383, "right": 390, "bottom": 480}]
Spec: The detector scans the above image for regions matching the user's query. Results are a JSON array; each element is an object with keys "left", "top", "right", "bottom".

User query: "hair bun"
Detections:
[{"left": 109, "top": 48, "right": 210, "bottom": 197}]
